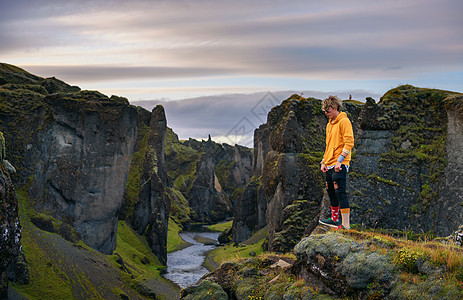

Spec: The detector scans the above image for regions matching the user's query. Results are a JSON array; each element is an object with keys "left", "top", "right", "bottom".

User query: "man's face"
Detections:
[{"left": 324, "top": 106, "right": 336, "bottom": 120}]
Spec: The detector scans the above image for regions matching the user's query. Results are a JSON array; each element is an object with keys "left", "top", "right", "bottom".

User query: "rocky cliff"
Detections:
[
  {"left": 0, "top": 63, "right": 138, "bottom": 255},
  {"left": 128, "top": 105, "right": 170, "bottom": 264},
  {"left": 350, "top": 86, "right": 463, "bottom": 236},
  {"left": 1, "top": 64, "right": 178, "bottom": 296},
  {"left": 232, "top": 123, "right": 270, "bottom": 243},
  {"left": 234, "top": 86, "right": 462, "bottom": 254},
  {"left": 29, "top": 92, "right": 138, "bottom": 254},
  {"left": 0, "top": 169, "right": 22, "bottom": 298}
]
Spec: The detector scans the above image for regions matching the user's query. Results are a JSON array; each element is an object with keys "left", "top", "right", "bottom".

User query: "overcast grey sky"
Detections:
[{"left": 1, "top": 0, "right": 462, "bottom": 144}]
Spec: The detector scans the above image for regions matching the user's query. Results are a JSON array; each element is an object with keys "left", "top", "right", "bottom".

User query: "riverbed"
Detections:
[{"left": 164, "top": 231, "right": 220, "bottom": 288}]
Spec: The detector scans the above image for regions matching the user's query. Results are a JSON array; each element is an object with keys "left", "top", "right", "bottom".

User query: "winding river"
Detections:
[{"left": 164, "top": 231, "right": 220, "bottom": 288}]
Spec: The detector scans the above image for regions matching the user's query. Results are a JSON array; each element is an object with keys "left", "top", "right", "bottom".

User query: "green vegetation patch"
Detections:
[
  {"left": 207, "top": 220, "right": 233, "bottom": 232},
  {"left": 122, "top": 122, "right": 151, "bottom": 219},
  {"left": 167, "top": 218, "right": 191, "bottom": 253},
  {"left": 167, "top": 187, "right": 192, "bottom": 225},
  {"left": 208, "top": 227, "right": 268, "bottom": 267},
  {"left": 12, "top": 218, "right": 74, "bottom": 299},
  {"left": 113, "top": 221, "right": 181, "bottom": 299},
  {"left": 165, "top": 127, "right": 201, "bottom": 193}
]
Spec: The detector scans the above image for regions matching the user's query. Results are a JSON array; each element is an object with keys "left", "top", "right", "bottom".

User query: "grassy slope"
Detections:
[
  {"left": 167, "top": 218, "right": 191, "bottom": 253},
  {"left": 12, "top": 191, "right": 180, "bottom": 300},
  {"left": 204, "top": 226, "right": 269, "bottom": 271},
  {"left": 207, "top": 220, "right": 233, "bottom": 232}
]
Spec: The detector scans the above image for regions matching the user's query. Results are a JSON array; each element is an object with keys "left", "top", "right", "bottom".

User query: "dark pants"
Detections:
[{"left": 326, "top": 165, "right": 349, "bottom": 209}]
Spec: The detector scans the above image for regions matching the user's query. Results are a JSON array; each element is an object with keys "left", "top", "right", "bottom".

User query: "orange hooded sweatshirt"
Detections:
[{"left": 323, "top": 112, "right": 354, "bottom": 167}]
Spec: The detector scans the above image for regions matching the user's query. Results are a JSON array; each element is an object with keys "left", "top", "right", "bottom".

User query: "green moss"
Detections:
[
  {"left": 12, "top": 219, "right": 74, "bottom": 299},
  {"left": 165, "top": 128, "right": 201, "bottom": 193},
  {"left": 377, "top": 86, "right": 463, "bottom": 211},
  {"left": 112, "top": 220, "right": 181, "bottom": 299},
  {"left": 166, "top": 187, "right": 191, "bottom": 224},
  {"left": 123, "top": 122, "right": 151, "bottom": 218},
  {"left": 208, "top": 230, "right": 267, "bottom": 266},
  {"left": 116, "top": 221, "right": 161, "bottom": 265},
  {"left": 208, "top": 220, "right": 233, "bottom": 232},
  {"left": 167, "top": 218, "right": 191, "bottom": 253},
  {"left": 396, "top": 248, "right": 424, "bottom": 273},
  {"left": 366, "top": 174, "right": 401, "bottom": 187},
  {"left": 344, "top": 99, "right": 365, "bottom": 105},
  {"left": 182, "top": 280, "right": 228, "bottom": 300},
  {"left": 350, "top": 203, "right": 361, "bottom": 209}
]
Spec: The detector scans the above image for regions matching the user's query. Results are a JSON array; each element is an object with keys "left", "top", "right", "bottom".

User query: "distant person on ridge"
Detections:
[{"left": 319, "top": 96, "right": 354, "bottom": 230}]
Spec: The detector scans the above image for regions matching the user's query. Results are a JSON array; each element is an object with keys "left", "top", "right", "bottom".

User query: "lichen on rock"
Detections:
[
  {"left": 0, "top": 167, "right": 22, "bottom": 298},
  {"left": 293, "top": 233, "right": 397, "bottom": 298}
]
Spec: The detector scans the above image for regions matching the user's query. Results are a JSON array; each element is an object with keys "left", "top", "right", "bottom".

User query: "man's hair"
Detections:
[{"left": 322, "top": 95, "right": 342, "bottom": 111}]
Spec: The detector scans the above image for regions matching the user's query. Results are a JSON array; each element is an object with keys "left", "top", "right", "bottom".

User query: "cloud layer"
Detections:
[
  {"left": 2, "top": 0, "right": 462, "bottom": 85},
  {"left": 131, "top": 90, "right": 381, "bottom": 146}
]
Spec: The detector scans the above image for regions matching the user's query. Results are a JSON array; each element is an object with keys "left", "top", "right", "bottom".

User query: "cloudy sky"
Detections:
[{"left": 2, "top": 0, "right": 462, "bottom": 145}]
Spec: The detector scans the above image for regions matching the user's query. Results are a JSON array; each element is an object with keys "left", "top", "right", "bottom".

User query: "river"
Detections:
[{"left": 164, "top": 231, "right": 220, "bottom": 288}]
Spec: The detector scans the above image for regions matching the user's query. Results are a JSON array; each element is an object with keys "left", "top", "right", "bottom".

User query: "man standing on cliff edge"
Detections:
[{"left": 319, "top": 96, "right": 354, "bottom": 230}]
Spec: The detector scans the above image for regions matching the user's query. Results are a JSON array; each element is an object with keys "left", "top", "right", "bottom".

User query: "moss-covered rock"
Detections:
[
  {"left": 186, "top": 255, "right": 297, "bottom": 299},
  {"left": 293, "top": 233, "right": 397, "bottom": 297},
  {"left": 181, "top": 280, "right": 228, "bottom": 300},
  {"left": 0, "top": 168, "right": 22, "bottom": 298},
  {"left": 350, "top": 85, "right": 463, "bottom": 236}
]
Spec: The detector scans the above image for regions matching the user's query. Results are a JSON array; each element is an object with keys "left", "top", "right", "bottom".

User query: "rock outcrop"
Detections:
[
  {"left": 232, "top": 124, "right": 270, "bottom": 243},
  {"left": 350, "top": 86, "right": 463, "bottom": 236},
  {"left": 0, "top": 168, "right": 21, "bottom": 298},
  {"left": 293, "top": 234, "right": 397, "bottom": 298},
  {"left": 28, "top": 92, "right": 138, "bottom": 254},
  {"left": 1, "top": 63, "right": 139, "bottom": 255},
  {"left": 130, "top": 105, "right": 170, "bottom": 264}
]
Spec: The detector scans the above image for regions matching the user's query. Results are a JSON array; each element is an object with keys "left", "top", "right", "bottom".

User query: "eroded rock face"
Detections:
[
  {"left": 29, "top": 92, "right": 138, "bottom": 254},
  {"left": 1, "top": 64, "right": 172, "bottom": 263},
  {"left": 1, "top": 64, "right": 141, "bottom": 255},
  {"left": 131, "top": 105, "right": 169, "bottom": 264},
  {"left": 437, "top": 106, "right": 463, "bottom": 235},
  {"left": 187, "top": 136, "right": 232, "bottom": 222},
  {"left": 349, "top": 87, "right": 463, "bottom": 236},
  {"left": 0, "top": 170, "right": 21, "bottom": 298},
  {"left": 232, "top": 124, "right": 270, "bottom": 244}
]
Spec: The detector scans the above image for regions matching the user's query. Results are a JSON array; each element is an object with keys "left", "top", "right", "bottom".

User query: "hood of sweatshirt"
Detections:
[{"left": 330, "top": 111, "right": 347, "bottom": 125}]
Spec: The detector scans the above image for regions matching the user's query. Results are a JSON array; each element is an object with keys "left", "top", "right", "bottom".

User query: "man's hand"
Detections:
[
  {"left": 335, "top": 162, "right": 342, "bottom": 172},
  {"left": 321, "top": 163, "right": 327, "bottom": 173}
]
